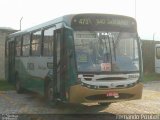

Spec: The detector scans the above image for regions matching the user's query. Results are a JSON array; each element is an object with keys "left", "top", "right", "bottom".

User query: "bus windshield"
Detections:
[{"left": 74, "top": 31, "right": 139, "bottom": 73}]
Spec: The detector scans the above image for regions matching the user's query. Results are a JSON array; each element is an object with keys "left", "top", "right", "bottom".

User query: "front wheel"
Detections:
[
  {"left": 15, "top": 75, "right": 23, "bottom": 94},
  {"left": 45, "top": 80, "right": 55, "bottom": 103}
]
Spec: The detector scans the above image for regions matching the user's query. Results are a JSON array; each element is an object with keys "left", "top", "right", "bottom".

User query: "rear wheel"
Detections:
[{"left": 15, "top": 75, "right": 23, "bottom": 93}]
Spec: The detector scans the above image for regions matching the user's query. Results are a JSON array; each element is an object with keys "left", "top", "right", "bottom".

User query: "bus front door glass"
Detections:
[
  {"left": 74, "top": 31, "right": 139, "bottom": 73},
  {"left": 8, "top": 41, "right": 16, "bottom": 83}
]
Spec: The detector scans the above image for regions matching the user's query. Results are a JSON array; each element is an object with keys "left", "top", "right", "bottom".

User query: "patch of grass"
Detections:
[
  {"left": 0, "top": 80, "right": 15, "bottom": 91},
  {"left": 143, "top": 73, "right": 160, "bottom": 83}
]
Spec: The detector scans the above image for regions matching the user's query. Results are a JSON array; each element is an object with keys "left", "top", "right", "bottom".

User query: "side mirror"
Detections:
[{"left": 137, "top": 36, "right": 142, "bottom": 46}]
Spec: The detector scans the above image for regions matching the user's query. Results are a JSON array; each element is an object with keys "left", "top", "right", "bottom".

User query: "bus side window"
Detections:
[
  {"left": 31, "top": 30, "right": 41, "bottom": 56},
  {"left": 43, "top": 27, "right": 55, "bottom": 56},
  {"left": 15, "top": 36, "right": 22, "bottom": 56},
  {"left": 22, "top": 34, "right": 30, "bottom": 56}
]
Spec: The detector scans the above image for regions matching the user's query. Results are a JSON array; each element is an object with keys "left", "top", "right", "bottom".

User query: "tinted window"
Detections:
[
  {"left": 22, "top": 34, "right": 30, "bottom": 56},
  {"left": 43, "top": 27, "right": 54, "bottom": 56},
  {"left": 15, "top": 36, "right": 22, "bottom": 56},
  {"left": 31, "top": 31, "right": 41, "bottom": 56}
]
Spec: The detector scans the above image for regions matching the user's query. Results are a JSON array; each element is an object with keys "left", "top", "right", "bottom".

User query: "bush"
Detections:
[
  {"left": 143, "top": 73, "right": 160, "bottom": 83},
  {"left": 0, "top": 80, "right": 14, "bottom": 91}
]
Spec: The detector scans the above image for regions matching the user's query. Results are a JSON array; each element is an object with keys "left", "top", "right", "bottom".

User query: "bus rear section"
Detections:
[{"left": 69, "top": 81, "right": 143, "bottom": 103}]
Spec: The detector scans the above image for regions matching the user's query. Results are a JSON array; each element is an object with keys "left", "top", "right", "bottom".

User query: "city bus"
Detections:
[{"left": 5, "top": 13, "right": 143, "bottom": 105}]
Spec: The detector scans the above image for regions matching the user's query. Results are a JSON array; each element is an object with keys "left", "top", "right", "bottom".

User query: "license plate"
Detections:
[{"left": 106, "top": 92, "right": 119, "bottom": 97}]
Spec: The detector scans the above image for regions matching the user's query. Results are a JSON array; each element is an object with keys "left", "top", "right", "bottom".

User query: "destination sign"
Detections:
[
  {"left": 73, "top": 17, "right": 135, "bottom": 26},
  {"left": 71, "top": 14, "right": 137, "bottom": 31},
  {"left": 75, "top": 33, "right": 97, "bottom": 39}
]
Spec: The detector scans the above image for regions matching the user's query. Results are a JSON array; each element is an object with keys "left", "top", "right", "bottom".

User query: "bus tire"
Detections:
[
  {"left": 45, "top": 80, "right": 55, "bottom": 103},
  {"left": 15, "top": 74, "right": 23, "bottom": 94}
]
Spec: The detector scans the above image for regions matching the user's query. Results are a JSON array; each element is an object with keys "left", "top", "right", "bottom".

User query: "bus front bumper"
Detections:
[{"left": 69, "top": 83, "right": 143, "bottom": 103}]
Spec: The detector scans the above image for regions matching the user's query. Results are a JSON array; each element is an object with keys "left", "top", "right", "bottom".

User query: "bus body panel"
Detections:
[
  {"left": 69, "top": 83, "right": 143, "bottom": 103},
  {"left": 15, "top": 56, "right": 53, "bottom": 95}
]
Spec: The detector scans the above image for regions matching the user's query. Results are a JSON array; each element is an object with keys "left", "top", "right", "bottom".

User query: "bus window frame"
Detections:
[
  {"left": 42, "top": 26, "right": 55, "bottom": 57},
  {"left": 31, "top": 30, "right": 42, "bottom": 56},
  {"left": 22, "top": 34, "right": 31, "bottom": 57},
  {"left": 15, "top": 36, "right": 22, "bottom": 57}
]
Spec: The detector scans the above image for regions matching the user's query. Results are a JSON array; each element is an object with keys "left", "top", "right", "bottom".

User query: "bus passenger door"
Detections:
[
  {"left": 53, "top": 29, "right": 65, "bottom": 100},
  {"left": 8, "top": 41, "right": 16, "bottom": 83}
]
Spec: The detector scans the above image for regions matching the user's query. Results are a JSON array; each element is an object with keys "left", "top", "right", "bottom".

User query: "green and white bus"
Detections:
[{"left": 5, "top": 13, "right": 143, "bottom": 105}]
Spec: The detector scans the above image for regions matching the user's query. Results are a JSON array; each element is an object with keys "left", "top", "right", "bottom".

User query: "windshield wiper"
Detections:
[
  {"left": 111, "top": 34, "right": 119, "bottom": 61},
  {"left": 106, "top": 33, "right": 113, "bottom": 68}
]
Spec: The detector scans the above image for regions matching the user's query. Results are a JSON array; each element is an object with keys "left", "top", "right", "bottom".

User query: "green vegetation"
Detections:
[
  {"left": 0, "top": 80, "right": 14, "bottom": 91},
  {"left": 143, "top": 73, "right": 160, "bottom": 83}
]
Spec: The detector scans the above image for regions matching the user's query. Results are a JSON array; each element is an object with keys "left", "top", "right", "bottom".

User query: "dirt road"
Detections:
[
  {"left": 102, "top": 81, "right": 160, "bottom": 114},
  {"left": 0, "top": 81, "right": 160, "bottom": 119}
]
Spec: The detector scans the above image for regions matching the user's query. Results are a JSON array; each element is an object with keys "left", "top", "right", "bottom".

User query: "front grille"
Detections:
[
  {"left": 81, "top": 82, "right": 137, "bottom": 90},
  {"left": 83, "top": 74, "right": 94, "bottom": 77},
  {"left": 116, "top": 85, "right": 125, "bottom": 88},
  {"left": 96, "top": 77, "right": 127, "bottom": 81},
  {"left": 82, "top": 82, "right": 124, "bottom": 89},
  {"left": 84, "top": 78, "right": 92, "bottom": 81},
  {"left": 85, "top": 93, "right": 134, "bottom": 101},
  {"left": 99, "top": 86, "right": 109, "bottom": 89}
]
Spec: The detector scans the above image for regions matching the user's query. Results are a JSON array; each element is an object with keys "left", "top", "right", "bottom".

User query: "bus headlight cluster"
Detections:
[
  {"left": 78, "top": 78, "right": 81, "bottom": 81},
  {"left": 127, "top": 83, "right": 136, "bottom": 87},
  {"left": 128, "top": 74, "right": 139, "bottom": 79}
]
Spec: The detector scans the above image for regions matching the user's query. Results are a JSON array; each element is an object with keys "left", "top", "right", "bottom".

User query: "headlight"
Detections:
[{"left": 128, "top": 74, "right": 139, "bottom": 79}]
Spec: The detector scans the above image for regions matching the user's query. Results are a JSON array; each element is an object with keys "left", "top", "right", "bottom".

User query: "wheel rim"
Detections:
[
  {"left": 16, "top": 80, "right": 20, "bottom": 91},
  {"left": 48, "top": 85, "right": 53, "bottom": 101}
]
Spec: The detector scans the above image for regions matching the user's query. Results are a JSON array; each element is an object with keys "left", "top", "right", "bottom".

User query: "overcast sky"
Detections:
[{"left": 0, "top": 0, "right": 160, "bottom": 40}]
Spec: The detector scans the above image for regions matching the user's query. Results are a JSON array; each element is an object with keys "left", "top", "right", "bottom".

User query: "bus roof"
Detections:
[
  {"left": 8, "top": 13, "right": 136, "bottom": 38},
  {"left": 9, "top": 14, "right": 74, "bottom": 37}
]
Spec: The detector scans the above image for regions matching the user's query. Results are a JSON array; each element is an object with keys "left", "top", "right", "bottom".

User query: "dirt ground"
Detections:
[
  {"left": 101, "top": 81, "right": 160, "bottom": 114},
  {"left": 0, "top": 81, "right": 160, "bottom": 119}
]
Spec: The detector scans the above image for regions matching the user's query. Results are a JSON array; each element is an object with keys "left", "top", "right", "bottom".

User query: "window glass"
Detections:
[
  {"left": 15, "top": 36, "right": 22, "bottom": 56},
  {"left": 43, "top": 27, "right": 54, "bottom": 56},
  {"left": 74, "top": 31, "right": 139, "bottom": 72},
  {"left": 22, "top": 34, "right": 30, "bottom": 56},
  {"left": 31, "top": 31, "right": 41, "bottom": 56}
]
